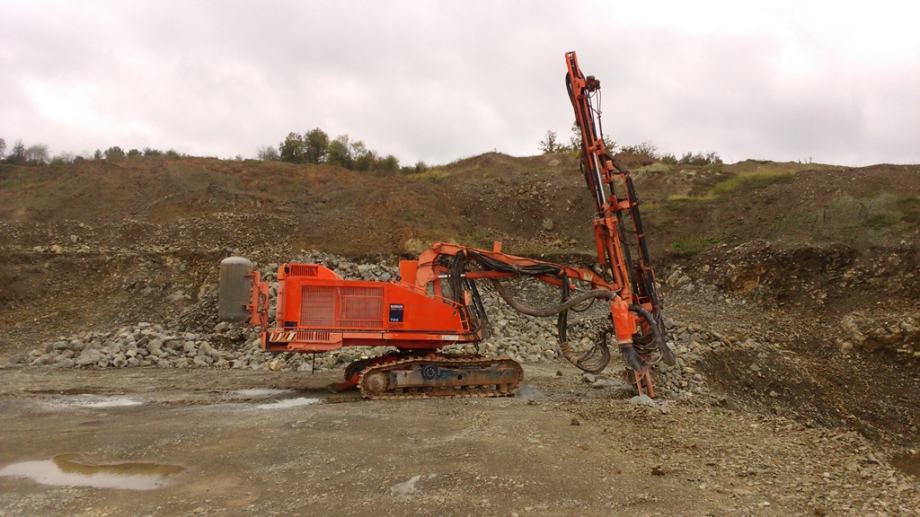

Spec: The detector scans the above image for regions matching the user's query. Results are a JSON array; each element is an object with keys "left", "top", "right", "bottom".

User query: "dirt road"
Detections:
[{"left": 1, "top": 365, "right": 916, "bottom": 516}]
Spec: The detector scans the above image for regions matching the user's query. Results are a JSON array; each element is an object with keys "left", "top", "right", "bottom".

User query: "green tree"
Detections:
[
  {"left": 539, "top": 130, "right": 560, "bottom": 153},
  {"left": 379, "top": 154, "right": 399, "bottom": 172},
  {"left": 351, "top": 141, "right": 374, "bottom": 171},
  {"left": 257, "top": 145, "right": 279, "bottom": 161},
  {"left": 26, "top": 144, "right": 49, "bottom": 164},
  {"left": 104, "top": 146, "right": 125, "bottom": 160},
  {"left": 279, "top": 132, "right": 305, "bottom": 163},
  {"left": 127, "top": 148, "right": 142, "bottom": 158},
  {"left": 143, "top": 147, "right": 162, "bottom": 157},
  {"left": 0, "top": 138, "right": 6, "bottom": 159},
  {"left": 566, "top": 122, "right": 615, "bottom": 153},
  {"left": 325, "top": 135, "right": 352, "bottom": 168},
  {"left": 93, "top": 149, "right": 103, "bottom": 160},
  {"left": 304, "top": 128, "right": 329, "bottom": 164},
  {"left": 9, "top": 140, "right": 27, "bottom": 164},
  {"left": 51, "top": 152, "right": 75, "bottom": 165}
]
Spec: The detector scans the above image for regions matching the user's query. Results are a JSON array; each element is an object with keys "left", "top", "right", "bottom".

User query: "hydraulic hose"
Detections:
[
  {"left": 491, "top": 280, "right": 614, "bottom": 317},
  {"left": 628, "top": 303, "right": 676, "bottom": 365},
  {"left": 494, "top": 278, "right": 616, "bottom": 373},
  {"left": 628, "top": 303, "right": 659, "bottom": 347}
]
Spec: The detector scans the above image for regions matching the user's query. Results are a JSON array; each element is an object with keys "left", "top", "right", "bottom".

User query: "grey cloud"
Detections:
[{"left": 1, "top": 0, "right": 918, "bottom": 165}]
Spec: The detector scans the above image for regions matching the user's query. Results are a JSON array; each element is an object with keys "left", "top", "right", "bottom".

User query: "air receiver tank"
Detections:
[{"left": 218, "top": 256, "right": 253, "bottom": 322}]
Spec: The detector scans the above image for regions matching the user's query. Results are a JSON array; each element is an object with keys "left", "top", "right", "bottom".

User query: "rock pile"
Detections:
[{"left": 839, "top": 311, "right": 920, "bottom": 358}]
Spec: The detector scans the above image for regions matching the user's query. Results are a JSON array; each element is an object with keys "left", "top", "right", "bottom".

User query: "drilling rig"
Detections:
[{"left": 219, "top": 51, "right": 675, "bottom": 399}]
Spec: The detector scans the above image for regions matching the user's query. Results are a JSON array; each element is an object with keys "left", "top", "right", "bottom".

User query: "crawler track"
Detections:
[{"left": 357, "top": 355, "right": 524, "bottom": 400}]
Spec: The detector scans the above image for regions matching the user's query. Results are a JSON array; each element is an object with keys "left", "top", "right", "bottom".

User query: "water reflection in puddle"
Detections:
[
  {"left": 255, "top": 397, "right": 320, "bottom": 409},
  {"left": 71, "top": 396, "right": 144, "bottom": 409},
  {"left": 41, "top": 395, "right": 145, "bottom": 410},
  {"left": 228, "top": 388, "right": 293, "bottom": 399},
  {"left": 0, "top": 454, "right": 183, "bottom": 490}
]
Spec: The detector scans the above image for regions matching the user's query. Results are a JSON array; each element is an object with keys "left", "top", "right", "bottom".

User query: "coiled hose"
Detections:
[{"left": 492, "top": 279, "right": 665, "bottom": 373}]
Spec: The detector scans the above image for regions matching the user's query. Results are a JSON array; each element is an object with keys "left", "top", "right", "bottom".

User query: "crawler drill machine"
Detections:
[{"left": 219, "top": 52, "right": 675, "bottom": 399}]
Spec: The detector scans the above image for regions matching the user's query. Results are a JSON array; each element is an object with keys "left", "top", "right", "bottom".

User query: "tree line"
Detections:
[
  {"left": 258, "top": 128, "right": 428, "bottom": 173},
  {"left": 0, "top": 137, "right": 185, "bottom": 165},
  {"left": 0, "top": 131, "right": 425, "bottom": 172},
  {"left": 539, "top": 126, "right": 722, "bottom": 167}
]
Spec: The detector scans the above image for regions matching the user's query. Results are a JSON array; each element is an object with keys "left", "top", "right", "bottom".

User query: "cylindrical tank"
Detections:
[{"left": 218, "top": 256, "right": 253, "bottom": 322}]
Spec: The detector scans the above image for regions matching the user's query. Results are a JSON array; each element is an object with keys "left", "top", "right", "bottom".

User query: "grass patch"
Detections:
[
  {"left": 669, "top": 237, "right": 721, "bottom": 257},
  {"left": 708, "top": 168, "right": 796, "bottom": 197},
  {"left": 897, "top": 197, "right": 920, "bottom": 224}
]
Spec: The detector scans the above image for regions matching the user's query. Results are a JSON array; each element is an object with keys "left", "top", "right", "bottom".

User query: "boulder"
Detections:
[{"left": 76, "top": 349, "right": 104, "bottom": 367}]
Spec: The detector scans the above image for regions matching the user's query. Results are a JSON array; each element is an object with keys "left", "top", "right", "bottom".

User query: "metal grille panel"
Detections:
[
  {"left": 290, "top": 264, "right": 319, "bottom": 277},
  {"left": 339, "top": 287, "right": 384, "bottom": 328},
  {"left": 300, "top": 286, "right": 336, "bottom": 326},
  {"left": 299, "top": 285, "right": 383, "bottom": 329},
  {"left": 296, "top": 330, "right": 333, "bottom": 342}
]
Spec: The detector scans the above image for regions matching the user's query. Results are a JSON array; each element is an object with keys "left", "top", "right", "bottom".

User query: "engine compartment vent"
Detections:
[{"left": 289, "top": 264, "right": 319, "bottom": 277}]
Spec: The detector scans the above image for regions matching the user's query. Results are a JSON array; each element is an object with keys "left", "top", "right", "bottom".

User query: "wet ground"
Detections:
[{"left": 1, "top": 366, "right": 918, "bottom": 516}]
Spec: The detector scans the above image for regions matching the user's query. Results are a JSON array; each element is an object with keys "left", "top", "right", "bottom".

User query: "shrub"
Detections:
[
  {"left": 304, "top": 128, "right": 329, "bottom": 164},
  {"left": 539, "top": 130, "right": 561, "bottom": 153},
  {"left": 279, "top": 132, "right": 305, "bottom": 163},
  {"left": 678, "top": 151, "right": 722, "bottom": 166},
  {"left": 104, "top": 146, "right": 125, "bottom": 160},
  {"left": 325, "top": 135, "right": 353, "bottom": 168},
  {"left": 257, "top": 146, "right": 279, "bottom": 161}
]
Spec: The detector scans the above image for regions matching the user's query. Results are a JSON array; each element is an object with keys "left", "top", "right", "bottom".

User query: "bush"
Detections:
[
  {"left": 379, "top": 154, "right": 399, "bottom": 172},
  {"left": 257, "top": 146, "right": 279, "bottom": 161},
  {"left": 304, "top": 128, "right": 329, "bottom": 164},
  {"left": 325, "top": 135, "right": 352, "bottom": 168},
  {"left": 678, "top": 151, "right": 722, "bottom": 166},
  {"left": 615, "top": 142, "right": 658, "bottom": 167},
  {"left": 279, "top": 132, "right": 305, "bottom": 163},
  {"left": 659, "top": 153, "right": 677, "bottom": 165},
  {"left": 50, "top": 152, "right": 75, "bottom": 165},
  {"left": 272, "top": 127, "right": 408, "bottom": 171},
  {"left": 539, "top": 130, "right": 561, "bottom": 153},
  {"left": 104, "top": 146, "right": 125, "bottom": 160}
]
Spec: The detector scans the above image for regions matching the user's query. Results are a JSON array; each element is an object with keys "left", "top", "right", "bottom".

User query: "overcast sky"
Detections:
[{"left": 2, "top": 0, "right": 919, "bottom": 165}]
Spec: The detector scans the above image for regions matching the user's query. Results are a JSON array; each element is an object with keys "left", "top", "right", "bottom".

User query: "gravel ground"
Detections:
[{"left": 0, "top": 365, "right": 917, "bottom": 516}]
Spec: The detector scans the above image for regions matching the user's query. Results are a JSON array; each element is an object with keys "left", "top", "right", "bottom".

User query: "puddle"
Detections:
[
  {"left": 255, "top": 397, "right": 320, "bottom": 409},
  {"left": 71, "top": 396, "right": 144, "bottom": 409},
  {"left": 228, "top": 388, "right": 293, "bottom": 399},
  {"left": 43, "top": 395, "right": 145, "bottom": 410},
  {"left": 891, "top": 451, "right": 920, "bottom": 478},
  {"left": 0, "top": 454, "right": 183, "bottom": 490}
]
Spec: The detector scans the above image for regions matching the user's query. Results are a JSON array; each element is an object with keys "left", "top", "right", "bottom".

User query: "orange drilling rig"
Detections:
[{"left": 218, "top": 51, "right": 675, "bottom": 399}]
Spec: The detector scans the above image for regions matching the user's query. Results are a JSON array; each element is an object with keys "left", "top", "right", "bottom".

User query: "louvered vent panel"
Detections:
[
  {"left": 290, "top": 264, "right": 319, "bottom": 277},
  {"left": 338, "top": 286, "right": 384, "bottom": 328},
  {"left": 300, "top": 286, "right": 336, "bottom": 326}
]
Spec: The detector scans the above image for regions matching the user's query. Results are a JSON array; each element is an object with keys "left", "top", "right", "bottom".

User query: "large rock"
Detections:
[{"left": 75, "top": 349, "right": 103, "bottom": 367}]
